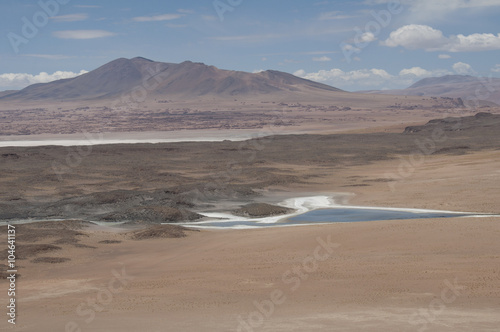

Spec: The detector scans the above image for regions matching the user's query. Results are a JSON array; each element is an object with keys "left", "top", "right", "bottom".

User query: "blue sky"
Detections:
[{"left": 1, "top": 0, "right": 500, "bottom": 91}]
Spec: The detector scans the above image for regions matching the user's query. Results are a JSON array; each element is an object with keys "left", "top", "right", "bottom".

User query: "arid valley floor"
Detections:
[
  {"left": 2, "top": 0, "right": 500, "bottom": 326},
  {"left": 1, "top": 106, "right": 500, "bottom": 331}
]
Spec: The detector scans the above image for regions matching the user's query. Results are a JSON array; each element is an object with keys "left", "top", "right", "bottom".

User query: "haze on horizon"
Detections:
[{"left": 1, "top": 0, "right": 500, "bottom": 92}]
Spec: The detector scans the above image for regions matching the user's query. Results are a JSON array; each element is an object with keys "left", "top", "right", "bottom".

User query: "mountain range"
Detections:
[
  {"left": 362, "top": 75, "right": 500, "bottom": 106},
  {"left": 2, "top": 58, "right": 498, "bottom": 107},
  {"left": 0, "top": 57, "right": 341, "bottom": 102}
]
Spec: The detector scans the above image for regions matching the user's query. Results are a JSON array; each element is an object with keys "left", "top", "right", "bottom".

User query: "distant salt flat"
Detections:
[
  {"left": 0, "top": 129, "right": 279, "bottom": 147},
  {"left": 0, "top": 138, "right": 238, "bottom": 147}
]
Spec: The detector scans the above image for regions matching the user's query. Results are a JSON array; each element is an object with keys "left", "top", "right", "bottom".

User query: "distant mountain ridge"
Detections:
[
  {"left": 408, "top": 75, "right": 479, "bottom": 88},
  {"left": 0, "top": 90, "right": 18, "bottom": 98},
  {"left": 0, "top": 57, "right": 342, "bottom": 101},
  {"left": 362, "top": 75, "right": 500, "bottom": 106}
]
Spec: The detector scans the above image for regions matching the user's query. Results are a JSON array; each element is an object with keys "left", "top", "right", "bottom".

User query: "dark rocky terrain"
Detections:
[
  {"left": 233, "top": 203, "right": 294, "bottom": 217},
  {"left": 404, "top": 112, "right": 500, "bottom": 134},
  {"left": 0, "top": 219, "right": 195, "bottom": 274},
  {"left": 0, "top": 113, "right": 498, "bottom": 223},
  {"left": 131, "top": 225, "right": 198, "bottom": 240}
]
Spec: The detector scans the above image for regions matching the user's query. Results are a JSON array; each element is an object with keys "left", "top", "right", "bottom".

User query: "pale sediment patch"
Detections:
[
  {"left": 174, "top": 195, "right": 346, "bottom": 229},
  {"left": 22, "top": 279, "right": 100, "bottom": 302},
  {"left": 0, "top": 129, "right": 280, "bottom": 147}
]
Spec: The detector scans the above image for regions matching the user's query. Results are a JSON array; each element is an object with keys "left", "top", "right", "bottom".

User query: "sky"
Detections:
[{"left": 1, "top": 0, "right": 500, "bottom": 92}]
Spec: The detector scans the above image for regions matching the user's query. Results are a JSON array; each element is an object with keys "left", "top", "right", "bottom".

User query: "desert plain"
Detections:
[
  {"left": 1, "top": 99, "right": 499, "bottom": 331},
  {"left": 2, "top": 0, "right": 500, "bottom": 328}
]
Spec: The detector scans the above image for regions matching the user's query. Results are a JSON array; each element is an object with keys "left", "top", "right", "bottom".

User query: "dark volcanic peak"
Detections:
[
  {"left": 131, "top": 56, "right": 154, "bottom": 62},
  {"left": 0, "top": 57, "right": 342, "bottom": 102},
  {"left": 2, "top": 57, "right": 171, "bottom": 101}
]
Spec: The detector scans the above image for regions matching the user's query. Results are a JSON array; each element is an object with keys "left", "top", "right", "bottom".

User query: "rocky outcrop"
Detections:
[{"left": 233, "top": 203, "right": 293, "bottom": 218}]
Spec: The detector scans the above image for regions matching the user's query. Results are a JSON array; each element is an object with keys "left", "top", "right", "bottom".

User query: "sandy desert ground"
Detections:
[
  {"left": 1, "top": 112, "right": 499, "bottom": 331},
  {"left": 1, "top": 151, "right": 499, "bottom": 331}
]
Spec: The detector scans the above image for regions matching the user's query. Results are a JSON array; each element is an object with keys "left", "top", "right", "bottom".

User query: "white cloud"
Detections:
[
  {"left": 384, "top": 25, "right": 500, "bottom": 52},
  {"left": 53, "top": 30, "right": 116, "bottom": 39},
  {"left": 449, "top": 33, "right": 500, "bottom": 52},
  {"left": 293, "top": 69, "right": 306, "bottom": 77},
  {"left": 23, "top": 54, "right": 74, "bottom": 60},
  {"left": 438, "top": 54, "right": 451, "bottom": 59},
  {"left": 399, "top": 67, "right": 451, "bottom": 78},
  {"left": 408, "top": 0, "right": 500, "bottom": 20},
  {"left": 399, "top": 67, "right": 433, "bottom": 77},
  {"left": 383, "top": 25, "right": 446, "bottom": 50},
  {"left": 0, "top": 70, "right": 88, "bottom": 90},
  {"left": 177, "top": 9, "right": 194, "bottom": 14},
  {"left": 50, "top": 13, "right": 88, "bottom": 22},
  {"left": 132, "top": 14, "right": 183, "bottom": 22},
  {"left": 211, "top": 33, "right": 284, "bottom": 42},
  {"left": 313, "top": 56, "right": 331, "bottom": 62},
  {"left": 342, "top": 43, "right": 361, "bottom": 53},
  {"left": 201, "top": 15, "right": 218, "bottom": 21},
  {"left": 319, "top": 11, "right": 358, "bottom": 20},
  {"left": 253, "top": 69, "right": 265, "bottom": 73},
  {"left": 295, "top": 65, "right": 453, "bottom": 89},
  {"left": 370, "top": 68, "right": 393, "bottom": 79},
  {"left": 367, "top": 0, "right": 500, "bottom": 9},
  {"left": 295, "top": 68, "right": 394, "bottom": 87},
  {"left": 452, "top": 62, "right": 475, "bottom": 75},
  {"left": 360, "top": 32, "right": 376, "bottom": 43},
  {"left": 302, "top": 51, "right": 339, "bottom": 55},
  {"left": 366, "top": 0, "right": 500, "bottom": 21},
  {"left": 492, "top": 64, "right": 500, "bottom": 73},
  {"left": 211, "top": 27, "right": 352, "bottom": 44},
  {"left": 166, "top": 23, "right": 188, "bottom": 28}
]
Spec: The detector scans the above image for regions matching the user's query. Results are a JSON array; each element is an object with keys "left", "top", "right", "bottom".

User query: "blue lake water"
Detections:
[
  {"left": 287, "top": 208, "right": 470, "bottom": 223},
  {"left": 185, "top": 208, "right": 473, "bottom": 228}
]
